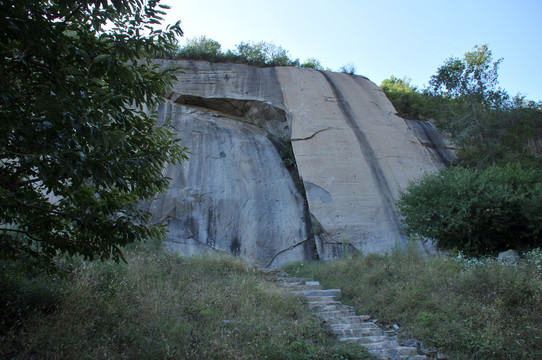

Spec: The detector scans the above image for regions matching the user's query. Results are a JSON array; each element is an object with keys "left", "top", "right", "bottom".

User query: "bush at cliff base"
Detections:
[{"left": 398, "top": 164, "right": 542, "bottom": 256}]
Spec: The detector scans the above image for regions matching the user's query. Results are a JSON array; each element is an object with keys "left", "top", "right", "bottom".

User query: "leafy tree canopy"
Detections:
[
  {"left": 300, "top": 58, "right": 325, "bottom": 71},
  {"left": 429, "top": 45, "right": 506, "bottom": 105},
  {"left": 383, "top": 45, "right": 542, "bottom": 169},
  {"left": 175, "top": 35, "right": 225, "bottom": 62},
  {"left": 0, "top": 0, "right": 188, "bottom": 272}
]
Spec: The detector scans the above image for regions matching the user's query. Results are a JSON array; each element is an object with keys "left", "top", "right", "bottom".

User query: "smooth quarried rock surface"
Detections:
[
  {"left": 277, "top": 68, "right": 443, "bottom": 255},
  {"left": 146, "top": 60, "right": 450, "bottom": 266}
]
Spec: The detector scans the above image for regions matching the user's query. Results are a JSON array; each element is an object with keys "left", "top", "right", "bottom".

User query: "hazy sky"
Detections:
[{"left": 162, "top": 0, "right": 542, "bottom": 101}]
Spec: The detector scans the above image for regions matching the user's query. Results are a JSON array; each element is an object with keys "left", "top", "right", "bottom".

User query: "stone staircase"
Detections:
[{"left": 273, "top": 273, "right": 428, "bottom": 360}]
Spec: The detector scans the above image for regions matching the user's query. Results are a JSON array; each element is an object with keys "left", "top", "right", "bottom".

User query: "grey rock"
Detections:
[
  {"left": 498, "top": 249, "right": 520, "bottom": 263},
  {"left": 146, "top": 60, "right": 450, "bottom": 266}
]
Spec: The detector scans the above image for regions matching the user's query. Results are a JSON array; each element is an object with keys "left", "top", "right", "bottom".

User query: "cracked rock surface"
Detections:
[{"left": 145, "top": 60, "right": 451, "bottom": 266}]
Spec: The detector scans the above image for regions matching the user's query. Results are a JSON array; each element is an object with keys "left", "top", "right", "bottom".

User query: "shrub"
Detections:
[
  {"left": 339, "top": 63, "right": 356, "bottom": 75},
  {"left": 380, "top": 76, "right": 438, "bottom": 119},
  {"left": 176, "top": 39, "right": 307, "bottom": 68},
  {"left": 236, "top": 41, "right": 300, "bottom": 67},
  {"left": 301, "top": 58, "right": 325, "bottom": 70},
  {"left": 177, "top": 36, "right": 224, "bottom": 61},
  {"left": 397, "top": 164, "right": 542, "bottom": 255}
]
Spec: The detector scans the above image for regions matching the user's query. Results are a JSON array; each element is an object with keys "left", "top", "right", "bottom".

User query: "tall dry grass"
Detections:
[
  {"left": 1, "top": 244, "right": 372, "bottom": 360},
  {"left": 286, "top": 246, "right": 542, "bottom": 360}
]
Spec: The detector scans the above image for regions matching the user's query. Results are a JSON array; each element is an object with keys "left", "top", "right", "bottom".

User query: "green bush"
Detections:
[
  {"left": 301, "top": 58, "right": 325, "bottom": 70},
  {"left": 397, "top": 165, "right": 542, "bottom": 255},
  {"left": 380, "top": 76, "right": 438, "bottom": 119},
  {"left": 176, "top": 38, "right": 305, "bottom": 68},
  {"left": 176, "top": 36, "right": 224, "bottom": 62},
  {"left": 235, "top": 41, "right": 300, "bottom": 67}
]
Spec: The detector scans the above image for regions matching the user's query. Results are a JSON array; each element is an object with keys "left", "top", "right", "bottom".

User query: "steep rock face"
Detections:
[
  {"left": 146, "top": 60, "right": 450, "bottom": 266},
  {"left": 405, "top": 119, "right": 456, "bottom": 166},
  {"left": 145, "top": 61, "right": 315, "bottom": 268},
  {"left": 277, "top": 68, "right": 444, "bottom": 256}
]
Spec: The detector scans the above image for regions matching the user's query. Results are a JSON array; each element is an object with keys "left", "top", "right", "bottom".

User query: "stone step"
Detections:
[
  {"left": 272, "top": 272, "right": 432, "bottom": 360},
  {"left": 277, "top": 278, "right": 322, "bottom": 285},
  {"left": 305, "top": 295, "right": 337, "bottom": 303},
  {"left": 333, "top": 328, "right": 385, "bottom": 338},
  {"left": 276, "top": 276, "right": 310, "bottom": 282},
  {"left": 298, "top": 289, "right": 342, "bottom": 298},
  {"left": 330, "top": 322, "right": 380, "bottom": 331},
  {"left": 280, "top": 283, "right": 323, "bottom": 291},
  {"left": 372, "top": 346, "right": 424, "bottom": 358},
  {"left": 316, "top": 309, "right": 358, "bottom": 320},
  {"left": 307, "top": 299, "right": 341, "bottom": 305},
  {"left": 323, "top": 315, "right": 371, "bottom": 325},
  {"left": 362, "top": 339, "right": 400, "bottom": 350},
  {"left": 339, "top": 335, "right": 393, "bottom": 345},
  {"left": 330, "top": 326, "right": 384, "bottom": 337},
  {"left": 320, "top": 304, "right": 354, "bottom": 312},
  {"left": 309, "top": 303, "right": 345, "bottom": 312}
]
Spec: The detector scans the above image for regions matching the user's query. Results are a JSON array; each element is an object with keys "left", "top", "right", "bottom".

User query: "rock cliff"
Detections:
[{"left": 144, "top": 60, "right": 454, "bottom": 267}]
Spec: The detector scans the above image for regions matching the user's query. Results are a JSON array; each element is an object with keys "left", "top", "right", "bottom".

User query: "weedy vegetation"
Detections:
[
  {"left": 0, "top": 243, "right": 373, "bottom": 360},
  {"left": 285, "top": 246, "right": 542, "bottom": 360}
]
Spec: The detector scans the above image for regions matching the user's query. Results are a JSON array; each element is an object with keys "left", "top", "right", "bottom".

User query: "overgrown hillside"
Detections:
[
  {"left": 286, "top": 247, "right": 542, "bottom": 360},
  {"left": 0, "top": 244, "right": 372, "bottom": 360}
]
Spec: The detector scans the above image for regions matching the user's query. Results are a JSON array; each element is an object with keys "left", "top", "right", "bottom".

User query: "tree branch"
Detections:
[
  {"left": 0, "top": 201, "right": 67, "bottom": 217},
  {"left": 63, "top": 3, "right": 85, "bottom": 24},
  {"left": 0, "top": 227, "right": 43, "bottom": 242}
]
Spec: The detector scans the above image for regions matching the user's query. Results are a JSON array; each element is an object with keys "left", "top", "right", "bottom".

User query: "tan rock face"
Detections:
[
  {"left": 147, "top": 60, "right": 450, "bottom": 266},
  {"left": 277, "top": 68, "right": 444, "bottom": 255}
]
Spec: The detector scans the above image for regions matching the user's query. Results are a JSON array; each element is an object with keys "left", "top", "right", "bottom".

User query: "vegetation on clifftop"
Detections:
[
  {"left": 171, "top": 36, "right": 335, "bottom": 71},
  {"left": 384, "top": 45, "right": 542, "bottom": 256}
]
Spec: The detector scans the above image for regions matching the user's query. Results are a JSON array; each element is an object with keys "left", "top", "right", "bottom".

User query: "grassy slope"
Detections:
[
  {"left": 285, "top": 247, "right": 542, "bottom": 360},
  {"left": 0, "top": 244, "right": 372, "bottom": 360}
]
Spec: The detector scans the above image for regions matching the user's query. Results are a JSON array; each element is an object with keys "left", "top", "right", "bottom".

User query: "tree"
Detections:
[
  {"left": 0, "top": 0, "right": 188, "bottom": 271},
  {"left": 177, "top": 36, "right": 225, "bottom": 62},
  {"left": 301, "top": 58, "right": 324, "bottom": 70},
  {"left": 236, "top": 41, "right": 300, "bottom": 67},
  {"left": 380, "top": 76, "right": 436, "bottom": 119},
  {"left": 428, "top": 45, "right": 511, "bottom": 165},
  {"left": 339, "top": 63, "right": 356, "bottom": 75},
  {"left": 398, "top": 165, "right": 542, "bottom": 255}
]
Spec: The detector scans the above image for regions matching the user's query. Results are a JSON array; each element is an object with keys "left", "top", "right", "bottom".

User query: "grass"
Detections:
[
  {"left": 0, "top": 242, "right": 372, "bottom": 360},
  {"left": 284, "top": 246, "right": 542, "bottom": 360}
]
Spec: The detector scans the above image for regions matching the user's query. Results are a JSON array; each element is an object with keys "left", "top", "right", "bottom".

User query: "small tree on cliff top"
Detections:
[
  {"left": 428, "top": 45, "right": 511, "bottom": 165},
  {"left": 0, "top": 0, "right": 188, "bottom": 272}
]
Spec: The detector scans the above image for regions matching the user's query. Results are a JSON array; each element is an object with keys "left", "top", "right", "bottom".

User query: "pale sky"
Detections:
[{"left": 162, "top": 0, "right": 542, "bottom": 101}]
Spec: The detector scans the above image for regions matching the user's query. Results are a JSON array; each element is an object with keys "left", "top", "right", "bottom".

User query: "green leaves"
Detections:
[
  {"left": 398, "top": 165, "right": 542, "bottom": 255},
  {"left": 419, "top": 45, "right": 542, "bottom": 169},
  {"left": 380, "top": 76, "right": 438, "bottom": 119},
  {"left": 0, "top": 0, "right": 187, "bottom": 273}
]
